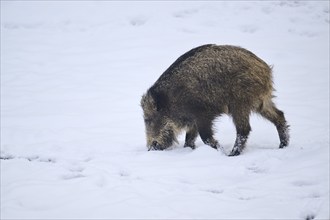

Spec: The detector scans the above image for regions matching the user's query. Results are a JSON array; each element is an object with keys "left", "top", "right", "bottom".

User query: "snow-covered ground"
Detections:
[{"left": 1, "top": 1, "right": 329, "bottom": 219}]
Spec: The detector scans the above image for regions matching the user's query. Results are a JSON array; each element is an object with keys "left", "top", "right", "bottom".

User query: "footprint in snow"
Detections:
[
  {"left": 83, "top": 157, "right": 93, "bottom": 162},
  {"left": 62, "top": 165, "right": 86, "bottom": 180},
  {"left": 0, "top": 152, "right": 56, "bottom": 163},
  {"left": 0, "top": 152, "right": 15, "bottom": 160},
  {"left": 69, "top": 166, "right": 85, "bottom": 173},
  {"left": 119, "top": 170, "right": 130, "bottom": 177},
  {"left": 26, "top": 155, "right": 56, "bottom": 163},
  {"left": 240, "top": 24, "right": 259, "bottom": 34},
  {"left": 301, "top": 212, "right": 316, "bottom": 220},
  {"left": 292, "top": 180, "right": 316, "bottom": 187},
  {"left": 306, "top": 192, "right": 321, "bottom": 199},
  {"left": 246, "top": 165, "right": 267, "bottom": 174},
  {"left": 173, "top": 8, "right": 199, "bottom": 18},
  {"left": 203, "top": 189, "right": 224, "bottom": 194},
  {"left": 129, "top": 16, "right": 147, "bottom": 27},
  {"left": 238, "top": 196, "right": 256, "bottom": 201},
  {"left": 62, "top": 173, "right": 85, "bottom": 180},
  {"left": 304, "top": 214, "right": 316, "bottom": 220}
]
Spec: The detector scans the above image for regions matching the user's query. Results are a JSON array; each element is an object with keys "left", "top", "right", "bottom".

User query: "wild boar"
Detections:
[{"left": 140, "top": 44, "right": 289, "bottom": 156}]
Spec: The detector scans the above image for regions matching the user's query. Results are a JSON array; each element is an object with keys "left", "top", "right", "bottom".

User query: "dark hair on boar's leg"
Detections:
[{"left": 140, "top": 44, "right": 289, "bottom": 156}]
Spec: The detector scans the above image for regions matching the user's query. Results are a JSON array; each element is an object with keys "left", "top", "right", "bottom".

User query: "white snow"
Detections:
[{"left": 1, "top": 1, "right": 329, "bottom": 219}]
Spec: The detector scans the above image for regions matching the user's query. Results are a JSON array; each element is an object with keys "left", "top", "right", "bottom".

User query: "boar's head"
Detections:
[{"left": 140, "top": 90, "right": 179, "bottom": 151}]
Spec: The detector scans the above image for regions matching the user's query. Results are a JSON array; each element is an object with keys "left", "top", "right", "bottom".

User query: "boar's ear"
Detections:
[
  {"left": 149, "top": 89, "right": 168, "bottom": 112},
  {"left": 141, "top": 93, "right": 155, "bottom": 112}
]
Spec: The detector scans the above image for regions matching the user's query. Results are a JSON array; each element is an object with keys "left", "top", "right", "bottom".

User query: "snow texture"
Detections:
[{"left": 1, "top": 1, "right": 329, "bottom": 219}]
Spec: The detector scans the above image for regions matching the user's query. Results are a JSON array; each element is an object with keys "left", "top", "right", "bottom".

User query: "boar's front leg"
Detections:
[
  {"left": 184, "top": 124, "right": 198, "bottom": 149},
  {"left": 197, "top": 118, "right": 219, "bottom": 150}
]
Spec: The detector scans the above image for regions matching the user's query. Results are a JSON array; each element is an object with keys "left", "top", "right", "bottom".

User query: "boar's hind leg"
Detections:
[
  {"left": 229, "top": 111, "right": 251, "bottom": 156},
  {"left": 184, "top": 124, "right": 198, "bottom": 149},
  {"left": 197, "top": 118, "right": 219, "bottom": 150},
  {"left": 258, "top": 100, "right": 290, "bottom": 148}
]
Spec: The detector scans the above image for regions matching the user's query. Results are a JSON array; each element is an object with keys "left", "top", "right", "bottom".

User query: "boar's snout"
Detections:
[{"left": 148, "top": 140, "right": 165, "bottom": 151}]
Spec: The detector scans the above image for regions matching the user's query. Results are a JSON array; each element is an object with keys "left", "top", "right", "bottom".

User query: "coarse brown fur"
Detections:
[{"left": 141, "top": 44, "right": 289, "bottom": 156}]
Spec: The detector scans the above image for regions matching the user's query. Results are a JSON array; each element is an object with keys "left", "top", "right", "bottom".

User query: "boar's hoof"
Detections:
[
  {"left": 204, "top": 139, "right": 219, "bottom": 150},
  {"left": 279, "top": 141, "right": 288, "bottom": 149},
  {"left": 210, "top": 145, "right": 218, "bottom": 150},
  {"left": 228, "top": 148, "right": 241, "bottom": 156},
  {"left": 184, "top": 143, "right": 196, "bottom": 150}
]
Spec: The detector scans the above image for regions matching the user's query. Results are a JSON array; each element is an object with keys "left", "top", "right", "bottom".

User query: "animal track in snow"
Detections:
[
  {"left": 0, "top": 152, "right": 15, "bottom": 160},
  {"left": 62, "top": 173, "right": 85, "bottom": 180},
  {"left": 288, "top": 28, "right": 318, "bottom": 38},
  {"left": 26, "top": 156, "right": 56, "bottom": 163},
  {"left": 303, "top": 213, "right": 316, "bottom": 220},
  {"left": 238, "top": 196, "right": 256, "bottom": 201},
  {"left": 173, "top": 8, "right": 199, "bottom": 18},
  {"left": 307, "top": 192, "right": 321, "bottom": 199},
  {"left": 0, "top": 152, "right": 56, "bottom": 163},
  {"left": 62, "top": 165, "right": 86, "bottom": 180},
  {"left": 240, "top": 24, "right": 259, "bottom": 34},
  {"left": 69, "top": 166, "right": 85, "bottom": 173},
  {"left": 246, "top": 164, "right": 267, "bottom": 174},
  {"left": 119, "top": 171, "right": 130, "bottom": 177},
  {"left": 203, "top": 189, "right": 224, "bottom": 194},
  {"left": 292, "top": 180, "right": 316, "bottom": 187},
  {"left": 129, "top": 16, "right": 148, "bottom": 27}
]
